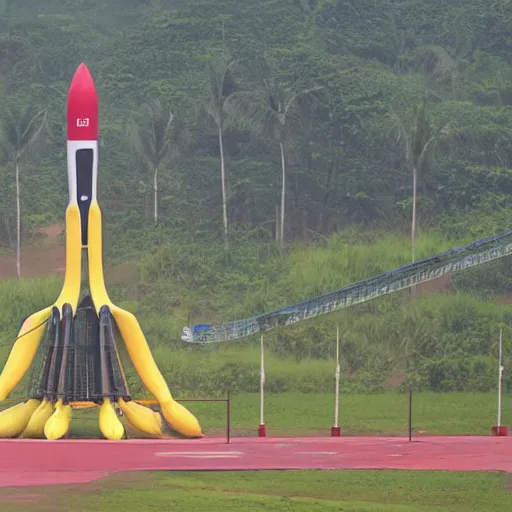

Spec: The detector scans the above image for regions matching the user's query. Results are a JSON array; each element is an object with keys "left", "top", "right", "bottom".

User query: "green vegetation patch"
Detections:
[
  {"left": 3, "top": 392, "right": 508, "bottom": 438},
  {"left": 0, "top": 470, "right": 510, "bottom": 512}
]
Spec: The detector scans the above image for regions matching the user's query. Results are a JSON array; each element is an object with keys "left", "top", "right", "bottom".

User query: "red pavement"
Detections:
[{"left": 0, "top": 436, "right": 510, "bottom": 488}]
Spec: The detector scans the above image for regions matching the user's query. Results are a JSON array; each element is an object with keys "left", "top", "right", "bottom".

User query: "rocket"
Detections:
[
  {"left": 66, "top": 62, "right": 202, "bottom": 439},
  {"left": 68, "top": 63, "right": 202, "bottom": 440},
  {"left": 0, "top": 63, "right": 203, "bottom": 441},
  {"left": 66, "top": 62, "right": 99, "bottom": 247}
]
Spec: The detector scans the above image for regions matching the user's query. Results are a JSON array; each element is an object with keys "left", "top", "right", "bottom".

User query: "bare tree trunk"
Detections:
[
  {"left": 275, "top": 204, "right": 280, "bottom": 245},
  {"left": 411, "top": 165, "right": 417, "bottom": 262},
  {"left": 411, "top": 165, "right": 418, "bottom": 299},
  {"left": 153, "top": 167, "right": 158, "bottom": 224},
  {"left": 218, "top": 125, "right": 228, "bottom": 247},
  {"left": 279, "top": 142, "right": 286, "bottom": 247},
  {"left": 15, "top": 161, "right": 21, "bottom": 280}
]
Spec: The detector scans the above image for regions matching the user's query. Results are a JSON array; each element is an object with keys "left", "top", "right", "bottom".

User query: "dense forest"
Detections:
[{"left": 0, "top": 0, "right": 511, "bottom": 394}]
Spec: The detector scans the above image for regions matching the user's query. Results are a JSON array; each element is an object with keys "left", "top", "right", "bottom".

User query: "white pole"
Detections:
[
  {"left": 334, "top": 324, "right": 341, "bottom": 428},
  {"left": 497, "top": 328, "right": 503, "bottom": 428},
  {"left": 260, "top": 333, "right": 265, "bottom": 426}
]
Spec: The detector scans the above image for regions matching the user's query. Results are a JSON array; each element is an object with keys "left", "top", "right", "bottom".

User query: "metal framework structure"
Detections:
[
  {"left": 28, "top": 295, "right": 131, "bottom": 404},
  {"left": 182, "top": 229, "right": 512, "bottom": 343}
]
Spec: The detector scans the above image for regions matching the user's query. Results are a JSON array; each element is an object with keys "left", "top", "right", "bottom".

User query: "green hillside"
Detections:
[{"left": 0, "top": 0, "right": 511, "bottom": 395}]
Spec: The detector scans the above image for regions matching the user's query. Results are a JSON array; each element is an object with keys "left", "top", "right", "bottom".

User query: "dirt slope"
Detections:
[{"left": 0, "top": 225, "right": 65, "bottom": 279}]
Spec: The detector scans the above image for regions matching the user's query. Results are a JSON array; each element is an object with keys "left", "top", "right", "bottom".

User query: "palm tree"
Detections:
[
  {"left": 391, "top": 97, "right": 449, "bottom": 262},
  {"left": 228, "top": 60, "right": 321, "bottom": 246},
  {"left": 0, "top": 103, "right": 47, "bottom": 279},
  {"left": 206, "top": 54, "right": 237, "bottom": 247},
  {"left": 129, "top": 100, "right": 182, "bottom": 224}
]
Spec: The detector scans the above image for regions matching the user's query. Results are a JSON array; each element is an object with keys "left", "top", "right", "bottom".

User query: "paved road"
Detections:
[{"left": 0, "top": 436, "right": 510, "bottom": 487}]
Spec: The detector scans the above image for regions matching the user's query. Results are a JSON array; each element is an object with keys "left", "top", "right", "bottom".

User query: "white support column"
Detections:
[
  {"left": 258, "top": 333, "right": 266, "bottom": 436},
  {"left": 497, "top": 328, "right": 503, "bottom": 428},
  {"left": 332, "top": 324, "right": 341, "bottom": 436}
]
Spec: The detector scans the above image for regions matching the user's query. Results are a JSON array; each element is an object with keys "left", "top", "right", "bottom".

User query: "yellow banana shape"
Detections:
[
  {"left": 0, "top": 310, "right": 51, "bottom": 400},
  {"left": 20, "top": 398, "right": 54, "bottom": 438},
  {"left": 88, "top": 201, "right": 202, "bottom": 438},
  {"left": 99, "top": 398, "right": 125, "bottom": 440},
  {"left": 44, "top": 399, "right": 72, "bottom": 440},
  {"left": 0, "top": 399, "right": 40, "bottom": 438},
  {"left": 118, "top": 398, "right": 163, "bottom": 437},
  {"left": 54, "top": 204, "right": 82, "bottom": 311},
  {"left": 0, "top": 203, "right": 82, "bottom": 404}
]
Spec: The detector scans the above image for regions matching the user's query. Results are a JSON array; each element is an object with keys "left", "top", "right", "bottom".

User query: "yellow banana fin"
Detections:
[
  {"left": 159, "top": 400, "right": 204, "bottom": 438},
  {"left": 86, "top": 201, "right": 110, "bottom": 312},
  {"left": 0, "top": 204, "right": 82, "bottom": 403},
  {"left": 87, "top": 201, "right": 202, "bottom": 438},
  {"left": 54, "top": 203, "right": 82, "bottom": 311},
  {"left": 0, "top": 399, "right": 40, "bottom": 438},
  {"left": 20, "top": 398, "right": 54, "bottom": 438},
  {"left": 118, "top": 398, "right": 163, "bottom": 437},
  {"left": 99, "top": 398, "right": 125, "bottom": 440},
  {"left": 44, "top": 399, "right": 72, "bottom": 440},
  {"left": 112, "top": 307, "right": 202, "bottom": 437},
  {"left": 0, "top": 309, "right": 51, "bottom": 400}
]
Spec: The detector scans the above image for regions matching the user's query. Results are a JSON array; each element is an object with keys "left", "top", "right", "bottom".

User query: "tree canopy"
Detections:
[{"left": 0, "top": 0, "right": 509, "bottom": 249}]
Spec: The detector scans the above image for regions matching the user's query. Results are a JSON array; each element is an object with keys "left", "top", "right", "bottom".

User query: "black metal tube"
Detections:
[
  {"left": 45, "top": 307, "right": 62, "bottom": 401},
  {"left": 83, "top": 299, "right": 100, "bottom": 402},
  {"left": 33, "top": 308, "right": 59, "bottom": 399},
  {"left": 98, "top": 307, "right": 112, "bottom": 401},
  {"left": 56, "top": 304, "right": 73, "bottom": 402},
  {"left": 100, "top": 306, "right": 130, "bottom": 400}
]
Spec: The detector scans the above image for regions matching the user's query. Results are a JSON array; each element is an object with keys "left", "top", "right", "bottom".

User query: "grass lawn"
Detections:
[
  {"left": 184, "top": 391, "right": 511, "bottom": 437},
  {"left": 2, "top": 391, "right": 510, "bottom": 438},
  {"left": 0, "top": 470, "right": 510, "bottom": 511}
]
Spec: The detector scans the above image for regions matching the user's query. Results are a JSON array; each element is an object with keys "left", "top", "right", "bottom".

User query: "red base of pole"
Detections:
[
  {"left": 331, "top": 426, "right": 341, "bottom": 437},
  {"left": 258, "top": 424, "right": 266, "bottom": 437},
  {"left": 492, "top": 426, "right": 508, "bottom": 436}
]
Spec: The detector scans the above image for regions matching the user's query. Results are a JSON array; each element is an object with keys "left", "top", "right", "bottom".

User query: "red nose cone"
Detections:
[{"left": 67, "top": 62, "right": 99, "bottom": 140}]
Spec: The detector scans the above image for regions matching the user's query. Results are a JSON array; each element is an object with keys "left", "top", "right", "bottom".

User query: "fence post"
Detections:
[
  {"left": 226, "top": 391, "right": 231, "bottom": 444},
  {"left": 408, "top": 389, "right": 413, "bottom": 442}
]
